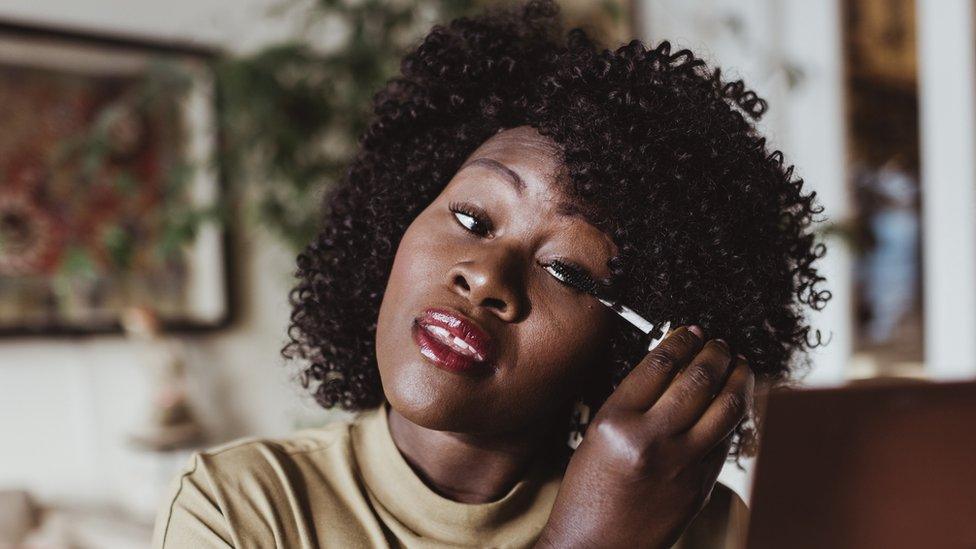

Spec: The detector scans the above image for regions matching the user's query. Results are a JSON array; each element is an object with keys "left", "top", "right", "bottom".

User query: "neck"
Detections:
[{"left": 385, "top": 403, "right": 567, "bottom": 503}]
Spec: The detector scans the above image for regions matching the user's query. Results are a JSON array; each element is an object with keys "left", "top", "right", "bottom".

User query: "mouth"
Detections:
[{"left": 411, "top": 307, "right": 494, "bottom": 375}]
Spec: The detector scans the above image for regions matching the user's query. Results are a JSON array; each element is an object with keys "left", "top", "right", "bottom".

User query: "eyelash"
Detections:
[
  {"left": 448, "top": 201, "right": 493, "bottom": 236},
  {"left": 447, "top": 201, "right": 596, "bottom": 294}
]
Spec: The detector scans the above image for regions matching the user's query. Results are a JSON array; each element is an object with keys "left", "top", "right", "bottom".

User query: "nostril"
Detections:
[
  {"left": 483, "top": 297, "right": 506, "bottom": 312},
  {"left": 454, "top": 274, "right": 470, "bottom": 292}
]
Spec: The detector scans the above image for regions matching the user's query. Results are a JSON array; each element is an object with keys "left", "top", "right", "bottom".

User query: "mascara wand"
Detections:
[{"left": 547, "top": 261, "right": 671, "bottom": 351}]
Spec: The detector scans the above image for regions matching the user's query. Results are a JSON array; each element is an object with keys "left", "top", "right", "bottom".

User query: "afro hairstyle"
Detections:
[{"left": 282, "top": 0, "right": 831, "bottom": 465}]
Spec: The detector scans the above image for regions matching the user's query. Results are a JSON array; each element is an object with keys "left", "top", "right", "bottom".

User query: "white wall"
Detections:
[
  {"left": 916, "top": 0, "right": 976, "bottom": 380},
  {"left": 0, "top": 226, "right": 336, "bottom": 514}
]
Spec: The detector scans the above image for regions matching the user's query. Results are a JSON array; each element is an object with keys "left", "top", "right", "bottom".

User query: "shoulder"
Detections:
[
  {"left": 151, "top": 414, "right": 361, "bottom": 549},
  {"left": 191, "top": 415, "right": 356, "bottom": 473},
  {"left": 171, "top": 416, "right": 358, "bottom": 500}
]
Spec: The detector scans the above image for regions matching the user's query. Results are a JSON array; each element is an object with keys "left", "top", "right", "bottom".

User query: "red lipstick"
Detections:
[{"left": 411, "top": 307, "right": 493, "bottom": 374}]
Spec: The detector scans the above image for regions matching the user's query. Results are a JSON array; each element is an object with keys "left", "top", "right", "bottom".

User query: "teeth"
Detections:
[
  {"left": 424, "top": 324, "right": 452, "bottom": 340},
  {"left": 423, "top": 324, "right": 481, "bottom": 359},
  {"left": 452, "top": 336, "right": 476, "bottom": 354}
]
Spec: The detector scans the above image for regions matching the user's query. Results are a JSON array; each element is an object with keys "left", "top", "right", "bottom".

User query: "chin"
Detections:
[{"left": 379, "top": 359, "right": 481, "bottom": 432}]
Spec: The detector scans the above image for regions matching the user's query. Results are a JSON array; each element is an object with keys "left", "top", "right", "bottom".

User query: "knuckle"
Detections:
[
  {"left": 671, "top": 328, "right": 701, "bottom": 350},
  {"left": 630, "top": 433, "right": 670, "bottom": 472},
  {"left": 685, "top": 362, "right": 719, "bottom": 389},
  {"left": 652, "top": 344, "right": 679, "bottom": 365},
  {"left": 721, "top": 391, "right": 748, "bottom": 419},
  {"left": 656, "top": 328, "right": 697, "bottom": 358},
  {"left": 671, "top": 378, "right": 701, "bottom": 405},
  {"left": 631, "top": 444, "right": 660, "bottom": 472},
  {"left": 592, "top": 415, "right": 666, "bottom": 472},
  {"left": 641, "top": 350, "right": 677, "bottom": 378},
  {"left": 589, "top": 414, "right": 629, "bottom": 445},
  {"left": 646, "top": 404, "right": 679, "bottom": 436}
]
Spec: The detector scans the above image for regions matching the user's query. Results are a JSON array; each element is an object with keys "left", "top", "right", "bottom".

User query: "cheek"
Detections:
[
  {"left": 500, "top": 309, "right": 613, "bottom": 402},
  {"left": 482, "top": 313, "right": 612, "bottom": 433},
  {"left": 375, "top": 213, "right": 455, "bottom": 385},
  {"left": 381, "top": 214, "right": 446, "bottom": 302},
  {"left": 379, "top": 219, "right": 431, "bottom": 332},
  {"left": 385, "top": 236, "right": 421, "bottom": 298},
  {"left": 532, "top": 283, "right": 615, "bottom": 362}
]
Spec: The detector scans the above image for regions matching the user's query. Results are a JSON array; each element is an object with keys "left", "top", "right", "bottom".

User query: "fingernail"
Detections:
[
  {"left": 687, "top": 325, "right": 703, "bottom": 338},
  {"left": 736, "top": 353, "right": 747, "bottom": 361},
  {"left": 714, "top": 338, "right": 729, "bottom": 350}
]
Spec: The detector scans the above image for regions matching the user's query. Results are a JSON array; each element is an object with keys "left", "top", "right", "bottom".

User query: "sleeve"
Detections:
[{"left": 151, "top": 452, "right": 235, "bottom": 549}]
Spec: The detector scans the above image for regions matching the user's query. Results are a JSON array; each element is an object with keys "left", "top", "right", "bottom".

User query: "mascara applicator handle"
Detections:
[{"left": 646, "top": 321, "right": 672, "bottom": 351}]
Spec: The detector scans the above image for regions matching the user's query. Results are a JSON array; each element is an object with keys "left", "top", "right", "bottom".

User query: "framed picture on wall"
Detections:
[{"left": 0, "top": 21, "right": 232, "bottom": 336}]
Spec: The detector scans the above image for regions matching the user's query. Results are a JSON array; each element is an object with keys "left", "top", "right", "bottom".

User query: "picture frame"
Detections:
[{"left": 0, "top": 20, "right": 233, "bottom": 336}]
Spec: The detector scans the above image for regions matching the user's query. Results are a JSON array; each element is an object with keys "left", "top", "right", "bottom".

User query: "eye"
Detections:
[
  {"left": 449, "top": 201, "right": 493, "bottom": 237},
  {"left": 541, "top": 259, "right": 599, "bottom": 295}
]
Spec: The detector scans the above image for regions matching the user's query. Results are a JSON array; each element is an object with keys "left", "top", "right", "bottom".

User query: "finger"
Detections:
[
  {"left": 609, "top": 325, "right": 704, "bottom": 412},
  {"left": 685, "top": 356, "right": 755, "bottom": 456},
  {"left": 702, "top": 432, "right": 734, "bottom": 480},
  {"left": 696, "top": 434, "right": 734, "bottom": 512},
  {"left": 648, "top": 338, "right": 735, "bottom": 433}
]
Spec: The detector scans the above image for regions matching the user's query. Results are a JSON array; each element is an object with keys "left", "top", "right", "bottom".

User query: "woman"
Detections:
[{"left": 151, "top": 1, "right": 829, "bottom": 547}]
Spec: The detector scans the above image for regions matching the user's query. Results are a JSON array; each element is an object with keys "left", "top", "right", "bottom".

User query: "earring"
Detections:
[{"left": 567, "top": 396, "right": 591, "bottom": 450}]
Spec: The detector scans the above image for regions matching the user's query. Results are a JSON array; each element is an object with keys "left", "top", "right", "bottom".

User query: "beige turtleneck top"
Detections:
[{"left": 151, "top": 401, "right": 748, "bottom": 548}]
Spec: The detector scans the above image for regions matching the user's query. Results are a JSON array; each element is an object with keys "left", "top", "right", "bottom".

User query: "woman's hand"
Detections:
[{"left": 535, "top": 326, "right": 755, "bottom": 549}]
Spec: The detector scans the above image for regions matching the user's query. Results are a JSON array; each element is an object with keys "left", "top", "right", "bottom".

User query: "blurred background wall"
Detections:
[{"left": 1, "top": 0, "right": 973, "bottom": 546}]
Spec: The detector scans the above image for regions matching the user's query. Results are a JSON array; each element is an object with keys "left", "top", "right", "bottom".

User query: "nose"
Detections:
[{"left": 447, "top": 248, "right": 525, "bottom": 322}]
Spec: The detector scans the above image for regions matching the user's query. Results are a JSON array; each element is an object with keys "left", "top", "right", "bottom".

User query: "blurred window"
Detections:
[{"left": 843, "top": 0, "right": 924, "bottom": 378}]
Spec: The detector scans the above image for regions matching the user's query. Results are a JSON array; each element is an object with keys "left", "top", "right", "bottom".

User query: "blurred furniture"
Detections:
[
  {"left": 0, "top": 489, "right": 154, "bottom": 549},
  {"left": 746, "top": 379, "right": 976, "bottom": 548}
]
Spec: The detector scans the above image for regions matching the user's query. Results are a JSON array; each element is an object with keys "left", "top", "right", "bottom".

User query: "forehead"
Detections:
[
  {"left": 453, "top": 126, "right": 607, "bottom": 227},
  {"left": 464, "top": 126, "right": 565, "bottom": 184},
  {"left": 454, "top": 126, "right": 591, "bottom": 220},
  {"left": 446, "top": 125, "right": 618, "bottom": 258}
]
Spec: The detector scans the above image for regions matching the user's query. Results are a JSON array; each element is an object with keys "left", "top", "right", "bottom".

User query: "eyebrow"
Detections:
[
  {"left": 458, "top": 157, "right": 593, "bottom": 221},
  {"left": 460, "top": 157, "right": 527, "bottom": 193}
]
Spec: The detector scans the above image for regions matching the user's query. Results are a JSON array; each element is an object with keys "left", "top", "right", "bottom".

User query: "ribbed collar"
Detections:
[{"left": 351, "top": 401, "right": 563, "bottom": 547}]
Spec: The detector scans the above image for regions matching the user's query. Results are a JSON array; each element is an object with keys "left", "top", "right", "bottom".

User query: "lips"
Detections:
[{"left": 412, "top": 307, "right": 494, "bottom": 374}]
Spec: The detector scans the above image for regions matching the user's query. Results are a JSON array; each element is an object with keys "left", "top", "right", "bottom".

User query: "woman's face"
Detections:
[{"left": 375, "top": 125, "right": 620, "bottom": 437}]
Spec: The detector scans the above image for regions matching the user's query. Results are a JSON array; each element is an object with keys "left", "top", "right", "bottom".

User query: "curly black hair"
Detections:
[{"left": 281, "top": 0, "right": 831, "bottom": 464}]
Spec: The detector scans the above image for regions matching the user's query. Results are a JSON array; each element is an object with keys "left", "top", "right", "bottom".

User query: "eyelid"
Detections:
[
  {"left": 448, "top": 201, "right": 493, "bottom": 235},
  {"left": 447, "top": 200, "right": 600, "bottom": 288}
]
